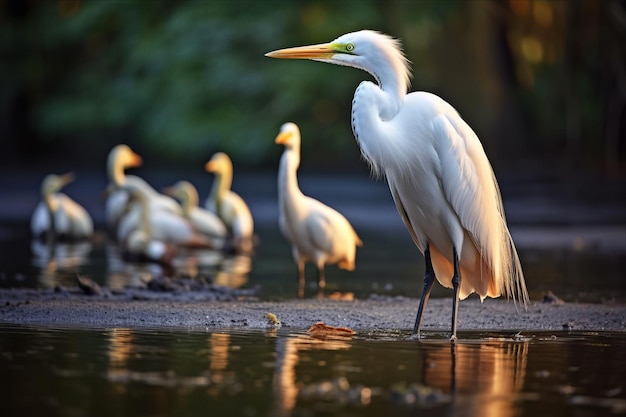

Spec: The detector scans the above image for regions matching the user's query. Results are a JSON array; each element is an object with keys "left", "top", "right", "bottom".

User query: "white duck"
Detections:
[
  {"left": 31, "top": 173, "right": 94, "bottom": 242},
  {"left": 205, "top": 152, "right": 255, "bottom": 253},
  {"left": 120, "top": 187, "right": 177, "bottom": 266},
  {"left": 116, "top": 183, "right": 219, "bottom": 250},
  {"left": 162, "top": 180, "right": 228, "bottom": 249},
  {"left": 105, "top": 144, "right": 181, "bottom": 232},
  {"left": 275, "top": 122, "right": 362, "bottom": 294}
]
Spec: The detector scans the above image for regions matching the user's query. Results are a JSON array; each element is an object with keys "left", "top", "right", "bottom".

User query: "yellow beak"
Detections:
[
  {"left": 274, "top": 131, "right": 291, "bottom": 145},
  {"left": 205, "top": 161, "right": 217, "bottom": 172},
  {"left": 130, "top": 152, "right": 143, "bottom": 167},
  {"left": 59, "top": 172, "right": 75, "bottom": 186},
  {"left": 265, "top": 43, "right": 336, "bottom": 60}
]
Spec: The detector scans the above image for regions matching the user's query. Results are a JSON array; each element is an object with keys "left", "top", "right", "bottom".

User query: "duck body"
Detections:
[
  {"left": 205, "top": 152, "right": 255, "bottom": 253},
  {"left": 31, "top": 173, "right": 94, "bottom": 242},
  {"left": 275, "top": 122, "right": 362, "bottom": 293}
]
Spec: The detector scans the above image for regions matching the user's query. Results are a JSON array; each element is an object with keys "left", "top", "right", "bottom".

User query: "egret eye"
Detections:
[{"left": 346, "top": 43, "right": 355, "bottom": 52}]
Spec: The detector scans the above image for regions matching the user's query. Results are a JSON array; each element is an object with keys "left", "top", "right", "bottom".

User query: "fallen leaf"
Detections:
[{"left": 307, "top": 322, "right": 356, "bottom": 338}]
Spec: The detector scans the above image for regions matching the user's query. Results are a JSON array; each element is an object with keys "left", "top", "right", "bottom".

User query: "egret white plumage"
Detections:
[
  {"left": 162, "top": 180, "right": 228, "bottom": 249},
  {"left": 116, "top": 183, "right": 219, "bottom": 250},
  {"left": 119, "top": 186, "right": 177, "bottom": 266},
  {"left": 31, "top": 173, "right": 94, "bottom": 242},
  {"left": 275, "top": 122, "right": 362, "bottom": 296},
  {"left": 105, "top": 144, "right": 181, "bottom": 232},
  {"left": 205, "top": 152, "right": 255, "bottom": 254},
  {"left": 266, "top": 30, "right": 528, "bottom": 339}
]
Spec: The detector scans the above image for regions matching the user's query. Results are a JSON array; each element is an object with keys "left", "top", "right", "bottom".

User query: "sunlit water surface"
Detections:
[
  {"left": 0, "top": 174, "right": 624, "bottom": 417},
  {"left": 0, "top": 222, "right": 624, "bottom": 303},
  {"left": 0, "top": 324, "right": 624, "bottom": 417}
]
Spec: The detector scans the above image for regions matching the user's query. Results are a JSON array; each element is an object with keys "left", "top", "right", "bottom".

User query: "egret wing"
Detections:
[
  {"left": 389, "top": 181, "right": 424, "bottom": 253},
  {"left": 432, "top": 114, "right": 500, "bottom": 253}
]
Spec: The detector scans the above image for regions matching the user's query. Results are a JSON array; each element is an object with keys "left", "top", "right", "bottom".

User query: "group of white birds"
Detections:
[
  {"left": 30, "top": 29, "right": 530, "bottom": 339},
  {"left": 30, "top": 131, "right": 360, "bottom": 293},
  {"left": 31, "top": 145, "right": 256, "bottom": 267}
]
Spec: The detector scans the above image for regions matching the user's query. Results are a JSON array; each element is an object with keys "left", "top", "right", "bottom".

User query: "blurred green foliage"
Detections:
[{"left": 1, "top": 0, "right": 624, "bottom": 173}]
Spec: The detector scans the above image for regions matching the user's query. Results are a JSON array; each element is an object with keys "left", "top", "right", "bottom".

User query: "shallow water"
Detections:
[
  {"left": 0, "top": 324, "right": 624, "bottom": 417},
  {"left": 1, "top": 171, "right": 625, "bottom": 302},
  {"left": 1, "top": 173, "right": 624, "bottom": 416},
  {"left": 0, "top": 221, "right": 624, "bottom": 304}
]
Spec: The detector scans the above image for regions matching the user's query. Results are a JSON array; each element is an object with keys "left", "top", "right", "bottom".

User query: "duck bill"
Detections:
[
  {"left": 59, "top": 172, "right": 75, "bottom": 186},
  {"left": 205, "top": 161, "right": 216, "bottom": 172},
  {"left": 130, "top": 152, "right": 143, "bottom": 168},
  {"left": 274, "top": 131, "right": 291, "bottom": 145},
  {"left": 265, "top": 43, "right": 335, "bottom": 60}
]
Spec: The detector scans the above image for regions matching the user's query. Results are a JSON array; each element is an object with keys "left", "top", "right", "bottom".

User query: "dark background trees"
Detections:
[{"left": 1, "top": 0, "right": 624, "bottom": 177}]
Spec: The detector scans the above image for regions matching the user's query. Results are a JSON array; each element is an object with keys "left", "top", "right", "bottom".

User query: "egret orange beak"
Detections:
[
  {"left": 265, "top": 43, "right": 336, "bottom": 60},
  {"left": 274, "top": 131, "right": 291, "bottom": 145},
  {"left": 205, "top": 161, "right": 217, "bottom": 172},
  {"left": 59, "top": 172, "right": 75, "bottom": 186},
  {"left": 130, "top": 152, "right": 143, "bottom": 168}
]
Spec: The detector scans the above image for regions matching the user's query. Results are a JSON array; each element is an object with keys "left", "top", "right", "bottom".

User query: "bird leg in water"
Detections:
[
  {"left": 413, "top": 246, "right": 436, "bottom": 338},
  {"left": 450, "top": 247, "right": 462, "bottom": 341},
  {"left": 297, "top": 260, "right": 305, "bottom": 298},
  {"left": 317, "top": 262, "right": 326, "bottom": 290}
]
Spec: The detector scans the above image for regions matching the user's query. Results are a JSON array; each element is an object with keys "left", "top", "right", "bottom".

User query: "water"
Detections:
[
  {"left": 0, "top": 171, "right": 624, "bottom": 302},
  {"left": 0, "top": 324, "right": 624, "bottom": 417},
  {"left": 0, "top": 172, "right": 624, "bottom": 416},
  {"left": 0, "top": 222, "right": 625, "bottom": 303}
]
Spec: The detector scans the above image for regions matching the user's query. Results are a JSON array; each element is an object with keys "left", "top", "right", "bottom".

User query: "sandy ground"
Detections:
[{"left": 1, "top": 285, "right": 624, "bottom": 333}]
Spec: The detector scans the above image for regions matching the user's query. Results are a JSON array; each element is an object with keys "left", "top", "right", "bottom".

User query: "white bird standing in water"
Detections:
[
  {"left": 120, "top": 186, "right": 177, "bottom": 266},
  {"left": 31, "top": 173, "right": 94, "bottom": 242},
  {"left": 116, "top": 183, "right": 218, "bottom": 250},
  {"left": 105, "top": 144, "right": 181, "bottom": 232},
  {"left": 275, "top": 122, "right": 362, "bottom": 296},
  {"left": 205, "top": 152, "right": 255, "bottom": 254},
  {"left": 162, "top": 180, "right": 228, "bottom": 249},
  {"left": 266, "top": 30, "right": 528, "bottom": 339}
]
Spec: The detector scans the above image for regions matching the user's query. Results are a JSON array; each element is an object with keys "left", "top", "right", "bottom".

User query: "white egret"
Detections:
[
  {"left": 105, "top": 144, "right": 181, "bottom": 232},
  {"left": 120, "top": 186, "right": 177, "bottom": 266},
  {"left": 31, "top": 173, "right": 94, "bottom": 242},
  {"left": 205, "top": 152, "right": 255, "bottom": 254},
  {"left": 116, "top": 183, "right": 219, "bottom": 250},
  {"left": 162, "top": 180, "right": 228, "bottom": 249},
  {"left": 266, "top": 30, "right": 528, "bottom": 339},
  {"left": 275, "top": 122, "right": 362, "bottom": 296}
]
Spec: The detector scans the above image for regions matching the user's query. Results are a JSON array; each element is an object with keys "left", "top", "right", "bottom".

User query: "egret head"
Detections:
[
  {"left": 162, "top": 180, "right": 198, "bottom": 207},
  {"left": 41, "top": 172, "right": 74, "bottom": 197},
  {"left": 205, "top": 152, "right": 232, "bottom": 174},
  {"left": 274, "top": 122, "right": 300, "bottom": 149},
  {"left": 266, "top": 30, "right": 411, "bottom": 92},
  {"left": 108, "top": 144, "right": 143, "bottom": 173}
]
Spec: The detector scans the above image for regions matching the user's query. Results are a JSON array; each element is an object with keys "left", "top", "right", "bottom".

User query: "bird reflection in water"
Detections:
[
  {"left": 31, "top": 239, "right": 92, "bottom": 288},
  {"left": 270, "top": 333, "right": 353, "bottom": 417},
  {"left": 105, "top": 242, "right": 162, "bottom": 289},
  {"left": 421, "top": 337, "right": 529, "bottom": 417},
  {"left": 104, "top": 241, "right": 252, "bottom": 291}
]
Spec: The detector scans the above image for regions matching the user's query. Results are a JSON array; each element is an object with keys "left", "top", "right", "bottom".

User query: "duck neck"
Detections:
[
  {"left": 210, "top": 167, "right": 232, "bottom": 206},
  {"left": 108, "top": 154, "right": 126, "bottom": 186},
  {"left": 278, "top": 145, "right": 304, "bottom": 211},
  {"left": 43, "top": 191, "right": 57, "bottom": 244}
]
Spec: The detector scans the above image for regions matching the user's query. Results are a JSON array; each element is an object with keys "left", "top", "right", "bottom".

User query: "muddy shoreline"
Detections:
[{"left": 1, "top": 287, "right": 624, "bottom": 333}]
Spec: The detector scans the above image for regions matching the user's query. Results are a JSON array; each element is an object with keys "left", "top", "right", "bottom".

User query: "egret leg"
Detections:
[
  {"left": 297, "top": 260, "right": 305, "bottom": 298},
  {"left": 413, "top": 247, "right": 436, "bottom": 338},
  {"left": 317, "top": 263, "right": 326, "bottom": 290},
  {"left": 450, "top": 247, "right": 462, "bottom": 340}
]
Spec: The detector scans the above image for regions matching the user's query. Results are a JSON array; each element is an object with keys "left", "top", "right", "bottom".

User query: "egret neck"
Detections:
[{"left": 277, "top": 138, "right": 306, "bottom": 225}]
